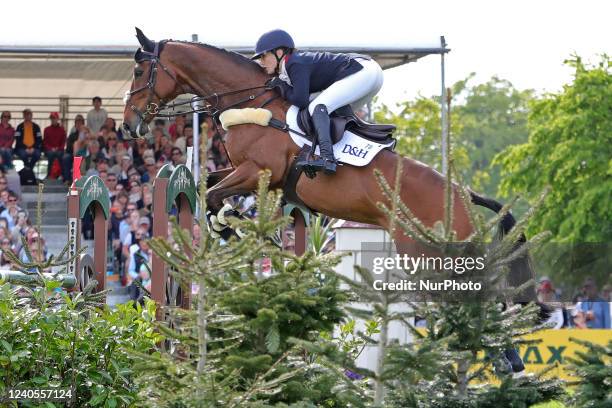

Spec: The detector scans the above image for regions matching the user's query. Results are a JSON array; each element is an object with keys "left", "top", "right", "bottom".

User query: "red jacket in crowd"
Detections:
[
  {"left": 0, "top": 123, "right": 14, "bottom": 149},
  {"left": 43, "top": 124, "right": 67, "bottom": 151}
]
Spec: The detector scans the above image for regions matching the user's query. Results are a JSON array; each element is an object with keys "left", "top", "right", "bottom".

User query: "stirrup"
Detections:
[
  {"left": 322, "top": 158, "right": 337, "bottom": 174},
  {"left": 296, "top": 157, "right": 324, "bottom": 179}
]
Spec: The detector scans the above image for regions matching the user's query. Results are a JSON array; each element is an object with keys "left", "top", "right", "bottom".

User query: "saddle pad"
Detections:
[{"left": 285, "top": 105, "right": 395, "bottom": 167}]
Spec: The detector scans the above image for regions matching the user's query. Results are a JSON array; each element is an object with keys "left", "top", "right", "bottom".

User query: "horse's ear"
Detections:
[
  {"left": 135, "top": 27, "right": 155, "bottom": 52},
  {"left": 134, "top": 48, "right": 143, "bottom": 62}
]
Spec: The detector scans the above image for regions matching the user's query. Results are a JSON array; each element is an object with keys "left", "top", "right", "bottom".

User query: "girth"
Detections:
[{"left": 282, "top": 146, "right": 312, "bottom": 211}]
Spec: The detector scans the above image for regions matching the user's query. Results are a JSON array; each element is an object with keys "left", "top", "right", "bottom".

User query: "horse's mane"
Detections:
[{"left": 169, "top": 40, "right": 264, "bottom": 76}]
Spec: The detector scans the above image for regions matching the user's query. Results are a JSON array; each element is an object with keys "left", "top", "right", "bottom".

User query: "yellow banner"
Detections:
[{"left": 516, "top": 329, "right": 611, "bottom": 381}]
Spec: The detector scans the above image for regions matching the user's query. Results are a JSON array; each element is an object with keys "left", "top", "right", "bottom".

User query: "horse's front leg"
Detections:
[
  {"left": 206, "top": 161, "right": 262, "bottom": 211},
  {"left": 206, "top": 161, "right": 262, "bottom": 239}
]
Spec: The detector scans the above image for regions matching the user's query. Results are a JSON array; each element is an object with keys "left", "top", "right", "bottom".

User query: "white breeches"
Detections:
[{"left": 308, "top": 58, "right": 384, "bottom": 115}]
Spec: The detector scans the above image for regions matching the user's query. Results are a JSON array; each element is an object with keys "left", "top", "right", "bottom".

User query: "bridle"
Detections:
[
  {"left": 124, "top": 41, "right": 185, "bottom": 126},
  {"left": 124, "top": 40, "right": 279, "bottom": 138}
]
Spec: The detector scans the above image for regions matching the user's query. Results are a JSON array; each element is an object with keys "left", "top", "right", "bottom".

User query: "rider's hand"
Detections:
[
  {"left": 265, "top": 76, "right": 284, "bottom": 89},
  {"left": 265, "top": 77, "right": 288, "bottom": 97}
]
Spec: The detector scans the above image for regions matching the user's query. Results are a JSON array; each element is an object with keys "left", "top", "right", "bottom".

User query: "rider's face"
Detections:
[{"left": 258, "top": 51, "right": 280, "bottom": 75}]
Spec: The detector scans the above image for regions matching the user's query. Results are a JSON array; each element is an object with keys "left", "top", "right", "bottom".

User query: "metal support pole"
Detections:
[
  {"left": 191, "top": 33, "right": 201, "bottom": 186},
  {"left": 59, "top": 95, "right": 69, "bottom": 131},
  {"left": 440, "top": 36, "right": 448, "bottom": 176}
]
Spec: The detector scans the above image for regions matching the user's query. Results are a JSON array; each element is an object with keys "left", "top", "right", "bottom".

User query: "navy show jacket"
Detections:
[{"left": 279, "top": 51, "right": 364, "bottom": 108}]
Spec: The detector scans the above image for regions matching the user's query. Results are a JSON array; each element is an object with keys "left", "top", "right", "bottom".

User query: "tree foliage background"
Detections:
[{"left": 374, "top": 55, "right": 611, "bottom": 291}]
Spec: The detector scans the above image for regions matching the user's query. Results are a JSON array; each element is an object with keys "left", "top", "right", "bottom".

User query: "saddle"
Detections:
[{"left": 296, "top": 105, "right": 396, "bottom": 145}]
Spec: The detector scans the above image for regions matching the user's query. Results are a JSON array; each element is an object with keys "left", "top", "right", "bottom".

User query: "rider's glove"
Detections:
[{"left": 265, "top": 77, "right": 288, "bottom": 97}]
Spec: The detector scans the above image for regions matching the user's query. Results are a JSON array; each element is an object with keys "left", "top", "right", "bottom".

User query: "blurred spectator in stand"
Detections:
[
  {"left": 0, "top": 225, "right": 10, "bottom": 243},
  {"left": 86, "top": 96, "right": 108, "bottom": 133},
  {"left": 168, "top": 113, "right": 186, "bottom": 140},
  {"left": 129, "top": 181, "right": 144, "bottom": 209},
  {"left": 153, "top": 130, "right": 171, "bottom": 160},
  {"left": 578, "top": 278, "right": 611, "bottom": 329},
  {"left": 1, "top": 191, "right": 21, "bottom": 229},
  {"left": 89, "top": 158, "right": 109, "bottom": 178},
  {"left": 603, "top": 284, "right": 612, "bottom": 326},
  {"left": 10, "top": 209, "right": 29, "bottom": 244},
  {"left": 192, "top": 223, "right": 201, "bottom": 247},
  {"left": 116, "top": 155, "right": 133, "bottom": 188},
  {"left": 81, "top": 140, "right": 104, "bottom": 174},
  {"left": 121, "top": 210, "right": 142, "bottom": 278},
  {"left": 536, "top": 277, "right": 564, "bottom": 329},
  {"left": 74, "top": 127, "right": 91, "bottom": 157},
  {"left": 104, "top": 117, "right": 118, "bottom": 134},
  {"left": 132, "top": 137, "right": 149, "bottom": 168},
  {"left": 153, "top": 119, "right": 166, "bottom": 132},
  {"left": 159, "top": 141, "right": 173, "bottom": 163},
  {"left": 105, "top": 172, "right": 120, "bottom": 201},
  {"left": 127, "top": 168, "right": 141, "bottom": 190},
  {"left": 127, "top": 230, "right": 151, "bottom": 285},
  {"left": 138, "top": 216, "right": 151, "bottom": 237},
  {"left": 102, "top": 131, "right": 120, "bottom": 162},
  {"left": 128, "top": 261, "right": 151, "bottom": 305},
  {"left": 184, "top": 124, "right": 194, "bottom": 148},
  {"left": 170, "top": 147, "right": 184, "bottom": 166},
  {"left": 202, "top": 119, "right": 215, "bottom": 150},
  {"left": 174, "top": 126, "right": 186, "bottom": 154},
  {"left": 43, "top": 112, "right": 67, "bottom": 179},
  {"left": 14, "top": 109, "right": 42, "bottom": 170},
  {"left": 210, "top": 134, "right": 229, "bottom": 169},
  {"left": 142, "top": 190, "right": 153, "bottom": 217},
  {"left": 0, "top": 111, "right": 15, "bottom": 171},
  {"left": 141, "top": 157, "right": 157, "bottom": 183},
  {"left": 19, "top": 230, "right": 47, "bottom": 263},
  {"left": 96, "top": 126, "right": 109, "bottom": 148},
  {"left": 0, "top": 237, "right": 14, "bottom": 269},
  {"left": 0, "top": 177, "right": 9, "bottom": 210},
  {"left": 119, "top": 203, "right": 139, "bottom": 244},
  {"left": 62, "top": 115, "right": 85, "bottom": 183}
]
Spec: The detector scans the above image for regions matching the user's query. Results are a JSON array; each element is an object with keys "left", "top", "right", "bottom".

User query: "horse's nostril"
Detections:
[{"left": 122, "top": 122, "right": 130, "bottom": 131}]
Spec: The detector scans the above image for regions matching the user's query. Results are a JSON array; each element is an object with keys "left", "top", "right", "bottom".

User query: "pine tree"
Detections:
[
  {"left": 370, "top": 156, "right": 566, "bottom": 407},
  {"left": 322, "top": 150, "right": 566, "bottom": 407},
  {"left": 565, "top": 338, "right": 612, "bottom": 408},
  {"left": 136, "top": 167, "right": 349, "bottom": 407}
]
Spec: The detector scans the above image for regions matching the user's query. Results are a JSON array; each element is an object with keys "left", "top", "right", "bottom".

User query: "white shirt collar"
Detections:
[{"left": 278, "top": 58, "right": 292, "bottom": 86}]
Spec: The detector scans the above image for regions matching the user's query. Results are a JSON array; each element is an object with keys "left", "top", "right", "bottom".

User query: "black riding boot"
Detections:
[{"left": 297, "top": 104, "right": 337, "bottom": 176}]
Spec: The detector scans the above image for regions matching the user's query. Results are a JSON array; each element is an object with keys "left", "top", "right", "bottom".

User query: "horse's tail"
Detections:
[{"left": 469, "top": 191, "right": 535, "bottom": 302}]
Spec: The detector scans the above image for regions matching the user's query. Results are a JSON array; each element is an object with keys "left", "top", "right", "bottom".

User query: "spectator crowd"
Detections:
[
  {"left": 0, "top": 97, "right": 230, "bottom": 179},
  {"left": 0, "top": 97, "right": 230, "bottom": 295},
  {"left": 536, "top": 276, "right": 611, "bottom": 329}
]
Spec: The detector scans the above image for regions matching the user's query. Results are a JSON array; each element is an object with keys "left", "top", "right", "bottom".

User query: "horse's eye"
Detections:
[{"left": 134, "top": 68, "right": 144, "bottom": 78}]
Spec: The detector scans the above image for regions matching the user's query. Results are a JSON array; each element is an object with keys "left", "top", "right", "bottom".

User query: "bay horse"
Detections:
[
  {"left": 122, "top": 29, "right": 529, "bottom": 270},
  {"left": 123, "top": 29, "right": 532, "bottom": 373}
]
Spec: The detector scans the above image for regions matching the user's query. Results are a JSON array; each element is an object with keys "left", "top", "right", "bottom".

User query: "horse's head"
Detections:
[{"left": 122, "top": 28, "right": 183, "bottom": 138}]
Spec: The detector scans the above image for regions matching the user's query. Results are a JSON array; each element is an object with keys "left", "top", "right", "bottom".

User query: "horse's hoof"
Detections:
[
  {"left": 210, "top": 215, "right": 225, "bottom": 232},
  {"left": 217, "top": 203, "right": 234, "bottom": 225},
  {"left": 236, "top": 228, "right": 247, "bottom": 238}
]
